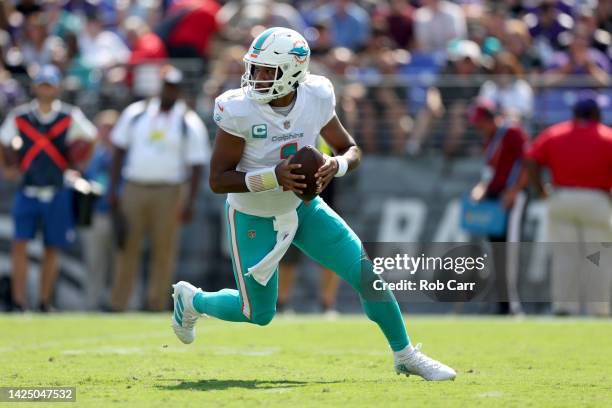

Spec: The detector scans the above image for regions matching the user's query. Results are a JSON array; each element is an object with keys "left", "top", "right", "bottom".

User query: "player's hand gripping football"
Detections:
[
  {"left": 275, "top": 156, "right": 307, "bottom": 194},
  {"left": 314, "top": 154, "right": 339, "bottom": 194}
]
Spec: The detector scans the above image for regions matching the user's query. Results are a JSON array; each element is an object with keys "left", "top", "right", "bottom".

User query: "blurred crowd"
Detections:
[{"left": 0, "top": 0, "right": 610, "bottom": 156}]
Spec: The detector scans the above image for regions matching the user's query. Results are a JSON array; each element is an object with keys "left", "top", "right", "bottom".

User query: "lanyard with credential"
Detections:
[
  {"left": 480, "top": 125, "right": 507, "bottom": 185},
  {"left": 485, "top": 125, "right": 507, "bottom": 162}
]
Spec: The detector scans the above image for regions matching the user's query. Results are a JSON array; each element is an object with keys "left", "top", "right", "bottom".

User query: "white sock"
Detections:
[{"left": 393, "top": 344, "right": 416, "bottom": 361}]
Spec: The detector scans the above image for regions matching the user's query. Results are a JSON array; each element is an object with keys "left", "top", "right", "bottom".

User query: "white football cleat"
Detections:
[
  {"left": 171, "top": 281, "right": 202, "bottom": 344},
  {"left": 394, "top": 343, "right": 457, "bottom": 381}
]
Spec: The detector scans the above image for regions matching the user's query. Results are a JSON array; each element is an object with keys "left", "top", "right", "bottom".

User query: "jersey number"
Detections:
[{"left": 280, "top": 142, "right": 298, "bottom": 159}]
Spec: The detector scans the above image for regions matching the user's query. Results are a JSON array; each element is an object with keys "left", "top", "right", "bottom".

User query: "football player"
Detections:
[{"left": 171, "top": 27, "right": 456, "bottom": 381}]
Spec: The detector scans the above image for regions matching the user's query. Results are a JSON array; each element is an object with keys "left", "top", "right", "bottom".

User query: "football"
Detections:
[
  {"left": 1, "top": 145, "right": 20, "bottom": 168},
  {"left": 289, "top": 145, "right": 325, "bottom": 201},
  {"left": 68, "top": 140, "right": 93, "bottom": 164}
]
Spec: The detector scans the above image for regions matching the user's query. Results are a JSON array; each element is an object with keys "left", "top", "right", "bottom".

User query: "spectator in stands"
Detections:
[
  {"left": 80, "top": 12, "right": 130, "bottom": 71},
  {"left": 218, "top": 0, "right": 306, "bottom": 44},
  {"left": 0, "top": 4, "right": 7, "bottom": 32},
  {"left": 409, "top": 40, "right": 484, "bottom": 157},
  {"left": 376, "top": 0, "right": 415, "bottom": 50},
  {"left": 524, "top": 0, "right": 573, "bottom": 52},
  {"left": 116, "top": 0, "right": 162, "bottom": 29},
  {"left": 19, "top": 11, "right": 64, "bottom": 69},
  {"left": 80, "top": 109, "right": 118, "bottom": 310},
  {"left": 505, "top": 0, "right": 529, "bottom": 18},
  {"left": 45, "top": 0, "right": 82, "bottom": 40},
  {"left": 574, "top": 5, "right": 611, "bottom": 57},
  {"left": 14, "top": 0, "right": 43, "bottom": 18},
  {"left": 123, "top": 16, "right": 168, "bottom": 92},
  {"left": 503, "top": 19, "right": 543, "bottom": 73},
  {"left": 479, "top": 2, "right": 512, "bottom": 46},
  {"left": 60, "top": 0, "right": 105, "bottom": 18},
  {"left": 0, "top": 26, "right": 28, "bottom": 77},
  {"left": 0, "top": 65, "right": 26, "bottom": 117},
  {"left": 478, "top": 51, "right": 534, "bottom": 125},
  {"left": 0, "top": 65, "right": 96, "bottom": 312},
  {"left": 155, "top": 0, "right": 220, "bottom": 65},
  {"left": 124, "top": 16, "right": 167, "bottom": 66},
  {"left": 108, "top": 66, "right": 210, "bottom": 312},
  {"left": 414, "top": 0, "right": 467, "bottom": 53},
  {"left": 545, "top": 28, "right": 610, "bottom": 87},
  {"left": 526, "top": 92, "right": 612, "bottom": 316},
  {"left": 314, "top": 0, "right": 370, "bottom": 51},
  {"left": 313, "top": 47, "right": 359, "bottom": 143},
  {"left": 595, "top": 0, "right": 612, "bottom": 35},
  {"left": 354, "top": 28, "right": 409, "bottom": 154},
  {"left": 308, "top": 22, "right": 334, "bottom": 57},
  {"left": 203, "top": 45, "right": 245, "bottom": 101},
  {"left": 62, "top": 30, "right": 94, "bottom": 89},
  {"left": 468, "top": 100, "right": 529, "bottom": 315}
]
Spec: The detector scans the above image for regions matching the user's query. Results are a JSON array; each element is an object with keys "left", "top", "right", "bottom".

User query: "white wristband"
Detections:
[
  {"left": 334, "top": 156, "right": 348, "bottom": 178},
  {"left": 246, "top": 167, "right": 279, "bottom": 192}
]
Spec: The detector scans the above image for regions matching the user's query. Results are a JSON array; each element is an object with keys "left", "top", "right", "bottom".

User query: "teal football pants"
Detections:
[{"left": 193, "top": 197, "right": 410, "bottom": 351}]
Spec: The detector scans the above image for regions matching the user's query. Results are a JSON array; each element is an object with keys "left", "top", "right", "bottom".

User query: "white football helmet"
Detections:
[{"left": 242, "top": 27, "right": 310, "bottom": 103}]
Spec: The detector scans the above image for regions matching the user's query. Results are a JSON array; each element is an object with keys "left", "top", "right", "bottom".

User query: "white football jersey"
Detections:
[{"left": 213, "top": 74, "right": 336, "bottom": 217}]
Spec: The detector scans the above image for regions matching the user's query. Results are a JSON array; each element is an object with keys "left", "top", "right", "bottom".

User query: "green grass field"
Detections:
[{"left": 1, "top": 314, "right": 611, "bottom": 407}]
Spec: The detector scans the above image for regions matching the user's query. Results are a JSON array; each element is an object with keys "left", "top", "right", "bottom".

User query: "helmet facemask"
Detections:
[{"left": 242, "top": 59, "right": 297, "bottom": 104}]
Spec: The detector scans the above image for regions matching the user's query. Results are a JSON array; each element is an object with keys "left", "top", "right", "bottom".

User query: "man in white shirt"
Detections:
[
  {"left": 80, "top": 12, "right": 130, "bottom": 70},
  {"left": 108, "top": 66, "right": 210, "bottom": 312},
  {"left": 414, "top": 0, "right": 467, "bottom": 52}
]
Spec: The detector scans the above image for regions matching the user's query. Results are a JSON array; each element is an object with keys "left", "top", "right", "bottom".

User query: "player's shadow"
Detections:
[{"left": 158, "top": 378, "right": 341, "bottom": 391}]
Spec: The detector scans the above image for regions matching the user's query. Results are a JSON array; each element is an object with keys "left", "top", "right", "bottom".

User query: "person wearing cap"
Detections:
[
  {"left": 468, "top": 100, "right": 529, "bottom": 315},
  {"left": 409, "top": 39, "right": 485, "bottom": 156},
  {"left": 0, "top": 64, "right": 96, "bottom": 312},
  {"left": 526, "top": 92, "right": 612, "bottom": 316},
  {"left": 108, "top": 65, "right": 210, "bottom": 312}
]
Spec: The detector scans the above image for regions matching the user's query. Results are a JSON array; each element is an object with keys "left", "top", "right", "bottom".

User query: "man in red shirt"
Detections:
[
  {"left": 526, "top": 93, "right": 612, "bottom": 316},
  {"left": 469, "top": 100, "right": 529, "bottom": 315}
]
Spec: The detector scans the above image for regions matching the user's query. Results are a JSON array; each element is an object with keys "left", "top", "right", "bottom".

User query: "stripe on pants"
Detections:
[{"left": 227, "top": 204, "right": 252, "bottom": 319}]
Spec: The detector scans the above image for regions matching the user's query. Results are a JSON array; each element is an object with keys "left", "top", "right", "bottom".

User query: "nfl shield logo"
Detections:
[
  {"left": 248, "top": 230, "right": 256, "bottom": 239},
  {"left": 283, "top": 120, "right": 290, "bottom": 129}
]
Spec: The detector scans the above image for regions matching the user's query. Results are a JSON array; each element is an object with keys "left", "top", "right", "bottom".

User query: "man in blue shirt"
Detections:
[
  {"left": 315, "top": 0, "right": 370, "bottom": 51},
  {"left": 82, "top": 110, "right": 118, "bottom": 310}
]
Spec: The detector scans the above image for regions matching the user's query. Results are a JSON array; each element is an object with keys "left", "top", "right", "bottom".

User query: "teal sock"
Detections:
[
  {"left": 351, "top": 259, "right": 410, "bottom": 352},
  {"left": 361, "top": 294, "right": 410, "bottom": 352},
  {"left": 192, "top": 289, "right": 250, "bottom": 322}
]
